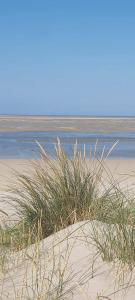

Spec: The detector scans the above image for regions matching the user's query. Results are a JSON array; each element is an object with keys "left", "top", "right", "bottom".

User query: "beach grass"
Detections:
[
  {"left": 7, "top": 140, "right": 104, "bottom": 239},
  {"left": 0, "top": 141, "right": 135, "bottom": 298},
  {"left": 1, "top": 141, "right": 135, "bottom": 248}
]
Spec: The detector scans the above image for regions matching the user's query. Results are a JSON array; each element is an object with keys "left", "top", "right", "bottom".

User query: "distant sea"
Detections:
[{"left": 1, "top": 130, "right": 135, "bottom": 159}]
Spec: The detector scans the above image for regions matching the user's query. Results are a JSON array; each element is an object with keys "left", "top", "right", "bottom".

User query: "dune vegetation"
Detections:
[{"left": 0, "top": 141, "right": 135, "bottom": 299}]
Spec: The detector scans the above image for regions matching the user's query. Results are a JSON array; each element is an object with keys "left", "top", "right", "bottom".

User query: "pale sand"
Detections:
[
  {"left": 0, "top": 160, "right": 34, "bottom": 221},
  {"left": 0, "top": 159, "right": 33, "bottom": 191},
  {"left": 0, "top": 159, "right": 135, "bottom": 299},
  {"left": 1, "top": 220, "right": 135, "bottom": 299}
]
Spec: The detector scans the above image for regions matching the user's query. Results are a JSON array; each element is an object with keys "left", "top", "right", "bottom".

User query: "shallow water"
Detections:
[{"left": 0, "top": 131, "right": 135, "bottom": 159}]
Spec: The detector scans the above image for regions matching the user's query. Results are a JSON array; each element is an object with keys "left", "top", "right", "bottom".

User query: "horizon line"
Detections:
[{"left": 1, "top": 114, "right": 135, "bottom": 118}]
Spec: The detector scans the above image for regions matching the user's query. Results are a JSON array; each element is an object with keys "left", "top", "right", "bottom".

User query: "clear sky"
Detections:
[{"left": 0, "top": 0, "right": 135, "bottom": 115}]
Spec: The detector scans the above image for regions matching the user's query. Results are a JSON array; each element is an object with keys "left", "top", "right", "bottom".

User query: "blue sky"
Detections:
[{"left": 0, "top": 0, "right": 135, "bottom": 115}]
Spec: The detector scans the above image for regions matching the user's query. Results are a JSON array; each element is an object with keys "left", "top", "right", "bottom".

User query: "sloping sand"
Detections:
[
  {"left": 0, "top": 220, "right": 135, "bottom": 299},
  {"left": 0, "top": 159, "right": 135, "bottom": 299}
]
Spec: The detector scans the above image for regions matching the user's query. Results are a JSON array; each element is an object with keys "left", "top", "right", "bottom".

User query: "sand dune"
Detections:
[
  {"left": 0, "top": 220, "right": 135, "bottom": 299},
  {"left": 0, "top": 159, "right": 135, "bottom": 299}
]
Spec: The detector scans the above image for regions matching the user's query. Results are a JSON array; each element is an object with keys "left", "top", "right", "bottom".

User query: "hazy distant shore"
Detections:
[{"left": 1, "top": 115, "right": 135, "bottom": 132}]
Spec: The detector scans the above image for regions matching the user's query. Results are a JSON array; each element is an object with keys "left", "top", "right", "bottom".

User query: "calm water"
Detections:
[{"left": 0, "top": 131, "right": 135, "bottom": 159}]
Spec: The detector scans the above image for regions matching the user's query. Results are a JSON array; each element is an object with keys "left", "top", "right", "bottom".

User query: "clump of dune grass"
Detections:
[
  {"left": 91, "top": 216, "right": 135, "bottom": 272},
  {"left": 7, "top": 139, "right": 131, "bottom": 242},
  {"left": 8, "top": 140, "right": 106, "bottom": 239},
  {"left": 90, "top": 170, "right": 135, "bottom": 270},
  {"left": 4, "top": 140, "right": 135, "bottom": 246},
  {"left": 1, "top": 139, "right": 135, "bottom": 298}
]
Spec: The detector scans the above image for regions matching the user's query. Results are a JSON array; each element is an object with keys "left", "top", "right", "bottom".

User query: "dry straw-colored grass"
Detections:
[{"left": 0, "top": 140, "right": 135, "bottom": 299}]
